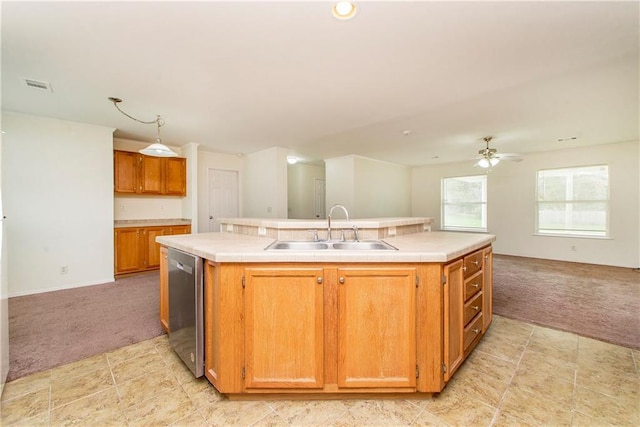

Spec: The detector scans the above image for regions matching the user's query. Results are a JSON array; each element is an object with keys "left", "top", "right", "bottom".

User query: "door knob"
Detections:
[{"left": 209, "top": 216, "right": 213, "bottom": 219}]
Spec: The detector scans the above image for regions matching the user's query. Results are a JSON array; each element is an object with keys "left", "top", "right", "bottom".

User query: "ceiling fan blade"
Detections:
[{"left": 495, "top": 153, "right": 524, "bottom": 162}]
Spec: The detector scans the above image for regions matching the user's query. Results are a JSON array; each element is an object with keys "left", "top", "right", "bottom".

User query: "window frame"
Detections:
[
  {"left": 535, "top": 164, "right": 610, "bottom": 238},
  {"left": 441, "top": 174, "right": 488, "bottom": 232}
]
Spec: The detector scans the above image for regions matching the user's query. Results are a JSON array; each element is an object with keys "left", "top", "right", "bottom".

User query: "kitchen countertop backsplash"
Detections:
[{"left": 114, "top": 218, "right": 192, "bottom": 228}]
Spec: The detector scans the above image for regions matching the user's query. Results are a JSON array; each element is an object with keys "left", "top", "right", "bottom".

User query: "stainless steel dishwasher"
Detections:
[{"left": 168, "top": 248, "right": 204, "bottom": 377}]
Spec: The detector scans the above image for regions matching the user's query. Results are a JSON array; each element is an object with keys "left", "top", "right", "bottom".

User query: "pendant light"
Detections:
[{"left": 108, "top": 97, "right": 178, "bottom": 157}]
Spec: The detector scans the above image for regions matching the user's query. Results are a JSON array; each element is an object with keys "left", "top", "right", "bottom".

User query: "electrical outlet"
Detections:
[
  {"left": 570, "top": 245, "right": 577, "bottom": 251},
  {"left": 258, "top": 226, "right": 267, "bottom": 236},
  {"left": 120, "top": 205, "right": 125, "bottom": 211},
  {"left": 388, "top": 226, "right": 397, "bottom": 236},
  {"left": 60, "top": 265, "right": 68, "bottom": 274},
  {"left": 267, "top": 206, "right": 272, "bottom": 213},
  {"left": 226, "top": 224, "right": 234, "bottom": 232}
]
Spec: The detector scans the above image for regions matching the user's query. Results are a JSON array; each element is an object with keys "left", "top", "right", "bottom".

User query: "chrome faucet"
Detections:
[{"left": 327, "top": 204, "right": 349, "bottom": 241}]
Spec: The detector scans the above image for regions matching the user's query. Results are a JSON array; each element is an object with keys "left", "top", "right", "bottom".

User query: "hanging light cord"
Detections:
[{"left": 108, "top": 97, "right": 164, "bottom": 128}]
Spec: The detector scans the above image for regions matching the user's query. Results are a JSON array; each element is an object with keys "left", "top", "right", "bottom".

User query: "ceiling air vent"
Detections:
[{"left": 23, "top": 78, "right": 53, "bottom": 92}]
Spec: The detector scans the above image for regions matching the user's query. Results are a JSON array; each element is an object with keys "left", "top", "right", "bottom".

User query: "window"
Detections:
[
  {"left": 536, "top": 165, "right": 609, "bottom": 237},
  {"left": 441, "top": 175, "right": 487, "bottom": 230}
]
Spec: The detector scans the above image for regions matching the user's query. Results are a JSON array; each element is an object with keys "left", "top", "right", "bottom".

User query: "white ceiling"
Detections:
[{"left": 2, "top": 1, "right": 638, "bottom": 166}]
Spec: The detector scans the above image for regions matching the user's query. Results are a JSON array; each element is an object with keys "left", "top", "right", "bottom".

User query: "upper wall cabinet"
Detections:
[{"left": 114, "top": 150, "right": 186, "bottom": 196}]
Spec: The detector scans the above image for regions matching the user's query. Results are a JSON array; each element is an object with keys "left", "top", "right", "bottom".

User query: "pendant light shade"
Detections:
[
  {"left": 109, "top": 97, "right": 178, "bottom": 158},
  {"left": 140, "top": 142, "right": 178, "bottom": 157}
]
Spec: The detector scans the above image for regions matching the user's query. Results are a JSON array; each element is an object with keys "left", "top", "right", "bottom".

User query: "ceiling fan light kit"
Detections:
[{"left": 108, "top": 97, "right": 178, "bottom": 158}]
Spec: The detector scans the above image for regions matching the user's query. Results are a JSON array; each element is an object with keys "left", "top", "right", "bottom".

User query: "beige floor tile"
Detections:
[
  {"left": 110, "top": 351, "right": 167, "bottom": 384},
  {"left": 169, "top": 410, "right": 209, "bottom": 427},
  {"left": 493, "top": 411, "right": 537, "bottom": 427},
  {"left": 449, "top": 362, "right": 510, "bottom": 406},
  {"left": 0, "top": 387, "right": 50, "bottom": 426},
  {"left": 188, "top": 385, "right": 226, "bottom": 412},
  {"left": 423, "top": 385, "right": 497, "bottom": 426},
  {"left": 518, "top": 347, "right": 576, "bottom": 381},
  {"left": 166, "top": 355, "right": 201, "bottom": 385},
  {"left": 576, "top": 366, "right": 640, "bottom": 400},
  {"left": 117, "top": 371, "right": 180, "bottom": 409},
  {"left": 251, "top": 411, "right": 289, "bottom": 427},
  {"left": 464, "top": 349, "right": 519, "bottom": 381},
  {"left": 570, "top": 410, "right": 603, "bottom": 427},
  {"left": 271, "top": 399, "right": 348, "bottom": 425},
  {"left": 125, "top": 386, "right": 196, "bottom": 426},
  {"left": 527, "top": 326, "right": 578, "bottom": 363},
  {"left": 181, "top": 375, "right": 217, "bottom": 397},
  {"left": 0, "top": 370, "right": 51, "bottom": 402},
  {"left": 49, "top": 387, "right": 126, "bottom": 427},
  {"left": 509, "top": 366, "right": 575, "bottom": 407},
  {"left": 200, "top": 399, "right": 274, "bottom": 426},
  {"left": 577, "top": 341, "right": 636, "bottom": 378},
  {"left": 410, "top": 408, "right": 451, "bottom": 427},
  {"left": 573, "top": 385, "right": 640, "bottom": 425},
  {"left": 50, "top": 366, "right": 114, "bottom": 409},
  {"left": 49, "top": 353, "right": 109, "bottom": 381},
  {"left": 491, "top": 316, "right": 535, "bottom": 341},
  {"left": 474, "top": 332, "right": 527, "bottom": 363},
  {"left": 1, "top": 410, "right": 49, "bottom": 427},
  {"left": 107, "top": 339, "right": 159, "bottom": 366},
  {"left": 500, "top": 386, "right": 572, "bottom": 426},
  {"left": 341, "top": 399, "right": 423, "bottom": 426}
]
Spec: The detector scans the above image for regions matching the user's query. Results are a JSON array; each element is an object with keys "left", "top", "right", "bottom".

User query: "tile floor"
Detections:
[{"left": 1, "top": 315, "right": 639, "bottom": 426}]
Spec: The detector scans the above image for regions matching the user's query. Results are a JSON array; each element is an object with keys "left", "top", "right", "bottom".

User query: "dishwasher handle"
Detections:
[{"left": 172, "top": 260, "right": 193, "bottom": 275}]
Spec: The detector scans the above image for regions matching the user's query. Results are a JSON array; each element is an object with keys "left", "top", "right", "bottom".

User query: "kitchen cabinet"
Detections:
[
  {"left": 160, "top": 246, "right": 169, "bottom": 333},
  {"left": 337, "top": 267, "right": 417, "bottom": 389},
  {"left": 114, "top": 227, "right": 143, "bottom": 273},
  {"left": 443, "top": 248, "right": 487, "bottom": 381},
  {"left": 483, "top": 246, "right": 493, "bottom": 332},
  {"left": 114, "top": 224, "right": 190, "bottom": 275},
  {"left": 243, "top": 267, "right": 324, "bottom": 389},
  {"left": 114, "top": 150, "right": 186, "bottom": 196},
  {"left": 203, "top": 260, "right": 465, "bottom": 396}
]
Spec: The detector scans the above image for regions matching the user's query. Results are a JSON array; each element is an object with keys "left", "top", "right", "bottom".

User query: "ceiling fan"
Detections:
[{"left": 475, "top": 136, "right": 523, "bottom": 168}]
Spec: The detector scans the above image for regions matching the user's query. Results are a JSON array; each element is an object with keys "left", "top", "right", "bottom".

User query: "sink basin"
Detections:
[
  {"left": 265, "top": 240, "right": 397, "bottom": 251},
  {"left": 265, "top": 241, "right": 330, "bottom": 250},
  {"left": 331, "top": 241, "right": 398, "bottom": 251}
]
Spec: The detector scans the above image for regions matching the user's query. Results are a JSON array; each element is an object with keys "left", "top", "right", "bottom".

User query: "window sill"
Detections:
[
  {"left": 533, "top": 233, "right": 611, "bottom": 240},
  {"left": 441, "top": 227, "right": 488, "bottom": 233}
]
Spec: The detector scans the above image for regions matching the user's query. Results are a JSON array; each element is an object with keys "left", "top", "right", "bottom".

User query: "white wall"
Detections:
[
  {"left": 353, "top": 156, "right": 411, "bottom": 218},
  {"left": 412, "top": 140, "right": 640, "bottom": 268},
  {"left": 326, "top": 155, "right": 411, "bottom": 218},
  {"left": 325, "top": 155, "right": 355, "bottom": 213},
  {"left": 197, "top": 150, "right": 245, "bottom": 233},
  {"left": 113, "top": 137, "right": 185, "bottom": 221},
  {"left": 243, "top": 147, "right": 288, "bottom": 218},
  {"left": 181, "top": 142, "right": 199, "bottom": 233},
  {"left": 287, "top": 163, "right": 325, "bottom": 219},
  {"left": 0, "top": 114, "right": 9, "bottom": 393},
  {"left": 2, "top": 112, "right": 115, "bottom": 296}
]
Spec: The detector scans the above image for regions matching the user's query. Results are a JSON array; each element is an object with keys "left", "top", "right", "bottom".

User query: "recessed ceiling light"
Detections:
[
  {"left": 332, "top": 1, "right": 357, "bottom": 20},
  {"left": 401, "top": 130, "right": 412, "bottom": 136},
  {"left": 287, "top": 156, "right": 298, "bottom": 165}
]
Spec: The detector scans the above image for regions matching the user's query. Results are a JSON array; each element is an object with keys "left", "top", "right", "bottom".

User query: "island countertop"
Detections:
[{"left": 156, "top": 230, "right": 495, "bottom": 263}]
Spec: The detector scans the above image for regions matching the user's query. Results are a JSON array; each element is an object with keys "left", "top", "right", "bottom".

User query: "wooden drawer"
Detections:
[
  {"left": 463, "top": 249, "right": 484, "bottom": 278},
  {"left": 464, "top": 291, "right": 483, "bottom": 325},
  {"left": 464, "top": 312, "right": 483, "bottom": 350},
  {"left": 464, "top": 270, "right": 483, "bottom": 301}
]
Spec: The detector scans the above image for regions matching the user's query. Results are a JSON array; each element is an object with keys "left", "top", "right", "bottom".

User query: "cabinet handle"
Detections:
[
  {"left": 462, "top": 266, "right": 467, "bottom": 272},
  {"left": 472, "top": 305, "right": 479, "bottom": 311},
  {"left": 472, "top": 328, "right": 480, "bottom": 334},
  {"left": 471, "top": 283, "right": 479, "bottom": 288},
  {"left": 484, "top": 255, "right": 489, "bottom": 259},
  {"left": 339, "top": 277, "right": 345, "bottom": 284},
  {"left": 472, "top": 260, "right": 479, "bottom": 266},
  {"left": 317, "top": 277, "right": 323, "bottom": 284}
]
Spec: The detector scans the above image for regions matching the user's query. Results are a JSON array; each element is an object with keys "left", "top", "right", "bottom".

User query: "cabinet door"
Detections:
[
  {"left": 159, "top": 246, "right": 169, "bottom": 333},
  {"left": 114, "top": 228, "right": 142, "bottom": 274},
  {"left": 244, "top": 267, "right": 324, "bottom": 389},
  {"left": 144, "top": 227, "right": 166, "bottom": 269},
  {"left": 443, "top": 259, "right": 464, "bottom": 382},
  {"left": 482, "top": 246, "right": 493, "bottom": 332},
  {"left": 165, "top": 157, "right": 186, "bottom": 196},
  {"left": 337, "top": 267, "right": 417, "bottom": 389},
  {"left": 169, "top": 225, "right": 191, "bottom": 235},
  {"left": 114, "top": 151, "right": 138, "bottom": 193},
  {"left": 139, "top": 156, "right": 164, "bottom": 194}
]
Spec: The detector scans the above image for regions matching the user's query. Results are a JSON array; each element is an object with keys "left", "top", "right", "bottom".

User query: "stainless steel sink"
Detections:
[
  {"left": 265, "top": 241, "right": 330, "bottom": 250},
  {"left": 331, "top": 241, "right": 398, "bottom": 251},
  {"left": 265, "top": 240, "right": 397, "bottom": 251}
]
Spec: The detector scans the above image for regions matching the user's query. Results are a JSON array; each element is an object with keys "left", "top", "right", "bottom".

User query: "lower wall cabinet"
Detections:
[
  {"left": 114, "top": 224, "right": 191, "bottom": 275},
  {"left": 160, "top": 246, "right": 169, "bottom": 333}
]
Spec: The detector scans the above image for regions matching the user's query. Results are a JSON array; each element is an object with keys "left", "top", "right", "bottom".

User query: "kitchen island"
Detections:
[{"left": 157, "top": 218, "right": 495, "bottom": 399}]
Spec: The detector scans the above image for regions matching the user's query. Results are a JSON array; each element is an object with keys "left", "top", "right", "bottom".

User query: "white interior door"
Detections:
[
  {"left": 208, "top": 169, "right": 239, "bottom": 232},
  {"left": 314, "top": 179, "right": 326, "bottom": 219}
]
